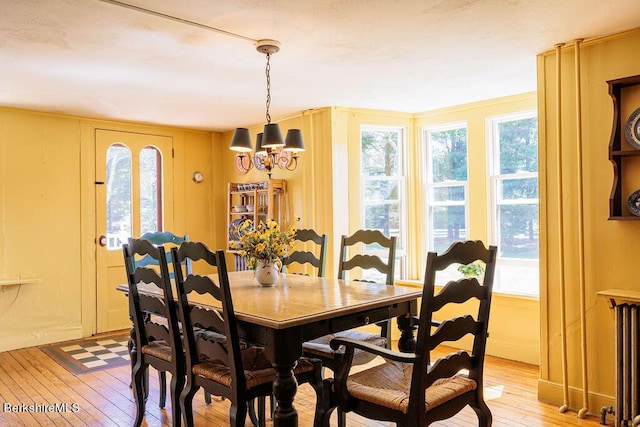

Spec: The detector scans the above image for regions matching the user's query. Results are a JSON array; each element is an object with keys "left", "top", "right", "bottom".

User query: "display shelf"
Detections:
[
  {"left": 0, "top": 278, "right": 42, "bottom": 287},
  {"left": 226, "top": 179, "right": 286, "bottom": 254},
  {"left": 608, "top": 74, "right": 640, "bottom": 219}
]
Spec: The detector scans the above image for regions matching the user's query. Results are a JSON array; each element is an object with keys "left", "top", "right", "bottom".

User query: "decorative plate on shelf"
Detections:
[
  {"left": 627, "top": 189, "right": 640, "bottom": 216},
  {"left": 625, "top": 107, "right": 640, "bottom": 149},
  {"left": 234, "top": 154, "right": 251, "bottom": 174},
  {"left": 229, "top": 218, "right": 251, "bottom": 241}
]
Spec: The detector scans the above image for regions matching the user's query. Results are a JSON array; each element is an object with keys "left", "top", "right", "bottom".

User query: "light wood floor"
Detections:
[{"left": 0, "top": 335, "right": 610, "bottom": 426}]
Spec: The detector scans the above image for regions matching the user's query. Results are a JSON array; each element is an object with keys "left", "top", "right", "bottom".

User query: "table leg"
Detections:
[
  {"left": 272, "top": 360, "right": 299, "bottom": 427},
  {"left": 266, "top": 329, "right": 303, "bottom": 427},
  {"left": 396, "top": 313, "right": 417, "bottom": 353}
]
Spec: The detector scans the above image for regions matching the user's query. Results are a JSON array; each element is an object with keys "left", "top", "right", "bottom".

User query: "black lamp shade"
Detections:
[
  {"left": 255, "top": 133, "right": 267, "bottom": 155},
  {"left": 230, "top": 128, "right": 253, "bottom": 152},
  {"left": 261, "top": 123, "right": 285, "bottom": 148},
  {"left": 284, "top": 129, "right": 305, "bottom": 152}
]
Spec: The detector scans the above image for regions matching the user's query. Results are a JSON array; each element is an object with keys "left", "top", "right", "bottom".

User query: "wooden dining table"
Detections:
[{"left": 119, "top": 270, "right": 422, "bottom": 427}]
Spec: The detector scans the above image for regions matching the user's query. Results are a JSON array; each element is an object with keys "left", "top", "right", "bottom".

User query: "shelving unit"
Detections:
[
  {"left": 608, "top": 74, "right": 640, "bottom": 219},
  {"left": 226, "top": 179, "right": 286, "bottom": 268}
]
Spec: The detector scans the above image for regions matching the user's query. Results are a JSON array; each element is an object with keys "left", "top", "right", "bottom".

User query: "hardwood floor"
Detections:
[{"left": 0, "top": 335, "right": 609, "bottom": 426}]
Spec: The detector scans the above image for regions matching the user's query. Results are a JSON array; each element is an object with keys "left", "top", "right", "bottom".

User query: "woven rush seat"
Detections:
[
  {"left": 303, "top": 329, "right": 387, "bottom": 365},
  {"left": 346, "top": 360, "right": 477, "bottom": 413},
  {"left": 141, "top": 341, "right": 172, "bottom": 362},
  {"left": 193, "top": 346, "right": 317, "bottom": 389}
]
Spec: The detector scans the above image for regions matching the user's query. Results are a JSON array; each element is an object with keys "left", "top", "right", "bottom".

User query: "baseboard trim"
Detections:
[
  {"left": 0, "top": 327, "right": 84, "bottom": 353},
  {"left": 538, "top": 378, "right": 614, "bottom": 417}
]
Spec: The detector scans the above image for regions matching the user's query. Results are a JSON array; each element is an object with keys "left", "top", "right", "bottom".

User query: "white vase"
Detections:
[{"left": 255, "top": 259, "right": 280, "bottom": 286}]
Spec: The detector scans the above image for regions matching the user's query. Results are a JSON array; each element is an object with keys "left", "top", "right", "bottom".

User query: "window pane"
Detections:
[
  {"left": 432, "top": 186, "right": 465, "bottom": 202},
  {"left": 364, "top": 180, "right": 399, "bottom": 201},
  {"left": 432, "top": 205, "right": 466, "bottom": 253},
  {"left": 139, "top": 147, "right": 162, "bottom": 234},
  {"left": 498, "top": 178, "right": 538, "bottom": 200},
  {"left": 497, "top": 204, "right": 539, "bottom": 259},
  {"left": 106, "top": 144, "right": 131, "bottom": 250},
  {"left": 364, "top": 203, "right": 400, "bottom": 239},
  {"left": 498, "top": 117, "right": 538, "bottom": 174},
  {"left": 361, "top": 130, "right": 401, "bottom": 176},
  {"left": 429, "top": 127, "right": 468, "bottom": 182}
]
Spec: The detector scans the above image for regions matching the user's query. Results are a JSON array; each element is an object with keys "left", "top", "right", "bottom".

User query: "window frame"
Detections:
[
  {"left": 359, "top": 125, "right": 408, "bottom": 279},
  {"left": 423, "top": 122, "right": 470, "bottom": 253},
  {"left": 487, "top": 110, "right": 539, "bottom": 296}
]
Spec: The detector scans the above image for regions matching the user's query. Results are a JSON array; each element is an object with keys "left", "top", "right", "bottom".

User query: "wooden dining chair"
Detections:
[
  {"left": 138, "top": 231, "right": 191, "bottom": 279},
  {"left": 303, "top": 228, "right": 396, "bottom": 426},
  {"left": 317, "top": 240, "right": 497, "bottom": 427},
  {"left": 171, "top": 241, "right": 324, "bottom": 427},
  {"left": 282, "top": 228, "right": 329, "bottom": 277},
  {"left": 135, "top": 231, "right": 218, "bottom": 406},
  {"left": 123, "top": 238, "right": 184, "bottom": 427}
]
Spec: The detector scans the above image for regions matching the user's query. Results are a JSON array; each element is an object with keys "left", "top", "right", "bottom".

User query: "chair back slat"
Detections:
[
  {"left": 190, "top": 306, "right": 226, "bottom": 336},
  {"left": 283, "top": 228, "right": 328, "bottom": 277},
  {"left": 430, "top": 278, "right": 486, "bottom": 312},
  {"left": 424, "top": 350, "right": 472, "bottom": 388},
  {"left": 137, "top": 293, "right": 168, "bottom": 317},
  {"left": 182, "top": 274, "right": 224, "bottom": 300},
  {"left": 342, "top": 229, "right": 391, "bottom": 247},
  {"left": 285, "top": 251, "right": 320, "bottom": 268},
  {"left": 340, "top": 254, "right": 389, "bottom": 275},
  {"left": 145, "top": 320, "right": 171, "bottom": 343},
  {"left": 429, "top": 315, "right": 479, "bottom": 350}
]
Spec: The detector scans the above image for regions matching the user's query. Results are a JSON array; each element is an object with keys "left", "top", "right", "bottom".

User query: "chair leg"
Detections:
[
  {"left": 270, "top": 394, "right": 275, "bottom": 419},
  {"left": 472, "top": 399, "right": 493, "bottom": 427},
  {"left": 170, "top": 372, "right": 185, "bottom": 427},
  {"left": 230, "top": 402, "right": 248, "bottom": 427},
  {"left": 159, "top": 371, "right": 167, "bottom": 409},
  {"left": 131, "top": 362, "right": 148, "bottom": 427},
  {"left": 179, "top": 384, "right": 199, "bottom": 427},
  {"left": 247, "top": 398, "right": 259, "bottom": 426},
  {"left": 337, "top": 407, "right": 346, "bottom": 427},
  {"left": 204, "top": 390, "right": 212, "bottom": 405},
  {"left": 258, "top": 397, "right": 266, "bottom": 427}
]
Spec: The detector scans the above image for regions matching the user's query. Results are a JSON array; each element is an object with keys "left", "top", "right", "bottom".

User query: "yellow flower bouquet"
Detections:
[{"left": 233, "top": 220, "right": 296, "bottom": 268}]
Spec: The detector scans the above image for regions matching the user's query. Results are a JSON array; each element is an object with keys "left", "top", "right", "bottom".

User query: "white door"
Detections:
[{"left": 95, "top": 129, "right": 174, "bottom": 333}]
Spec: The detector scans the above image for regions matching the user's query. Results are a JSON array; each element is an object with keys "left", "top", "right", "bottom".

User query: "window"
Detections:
[
  {"left": 360, "top": 126, "right": 407, "bottom": 279},
  {"left": 488, "top": 111, "right": 539, "bottom": 295},
  {"left": 139, "top": 146, "right": 163, "bottom": 234},
  {"left": 424, "top": 123, "right": 469, "bottom": 253},
  {"left": 106, "top": 144, "right": 132, "bottom": 250},
  {"left": 105, "top": 144, "right": 163, "bottom": 250}
]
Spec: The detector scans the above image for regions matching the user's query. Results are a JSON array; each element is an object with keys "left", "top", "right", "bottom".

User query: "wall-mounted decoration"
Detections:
[{"left": 625, "top": 106, "right": 640, "bottom": 149}]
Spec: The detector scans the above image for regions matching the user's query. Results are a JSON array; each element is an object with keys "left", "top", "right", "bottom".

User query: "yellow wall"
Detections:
[
  {"left": 0, "top": 108, "right": 216, "bottom": 351},
  {"left": 537, "top": 28, "right": 640, "bottom": 412}
]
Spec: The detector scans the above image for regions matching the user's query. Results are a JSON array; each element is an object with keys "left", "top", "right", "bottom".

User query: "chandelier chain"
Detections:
[{"left": 265, "top": 53, "right": 271, "bottom": 124}]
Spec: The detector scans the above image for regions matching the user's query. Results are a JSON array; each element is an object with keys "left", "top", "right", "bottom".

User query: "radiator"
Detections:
[
  {"left": 616, "top": 303, "right": 640, "bottom": 427},
  {"left": 233, "top": 254, "right": 249, "bottom": 271}
]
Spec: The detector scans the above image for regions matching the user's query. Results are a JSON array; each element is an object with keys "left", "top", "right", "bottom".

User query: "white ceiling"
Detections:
[{"left": 1, "top": 0, "right": 639, "bottom": 132}]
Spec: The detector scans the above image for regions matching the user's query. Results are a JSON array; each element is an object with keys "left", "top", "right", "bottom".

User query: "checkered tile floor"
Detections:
[
  {"left": 61, "top": 337, "right": 129, "bottom": 369},
  {"left": 40, "top": 334, "right": 131, "bottom": 374}
]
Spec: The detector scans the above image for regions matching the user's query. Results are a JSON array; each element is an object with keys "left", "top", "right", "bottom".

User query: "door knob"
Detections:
[{"left": 98, "top": 235, "right": 107, "bottom": 247}]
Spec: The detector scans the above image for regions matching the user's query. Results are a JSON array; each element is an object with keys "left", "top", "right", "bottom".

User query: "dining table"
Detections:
[{"left": 118, "top": 270, "right": 422, "bottom": 427}]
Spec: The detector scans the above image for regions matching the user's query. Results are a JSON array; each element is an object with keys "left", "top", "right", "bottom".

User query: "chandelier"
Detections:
[{"left": 230, "top": 40, "right": 305, "bottom": 178}]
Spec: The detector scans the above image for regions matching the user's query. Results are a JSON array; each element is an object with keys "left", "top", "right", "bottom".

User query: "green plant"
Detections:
[{"left": 457, "top": 263, "right": 484, "bottom": 277}]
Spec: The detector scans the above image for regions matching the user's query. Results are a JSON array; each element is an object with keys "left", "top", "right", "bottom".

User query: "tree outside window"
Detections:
[
  {"left": 489, "top": 112, "right": 539, "bottom": 295},
  {"left": 425, "top": 124, "right": 469, "bottom": 253},
  {"left": 361, "top": 126, "right": 406, "bottom": 279}
]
